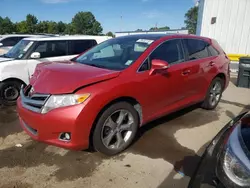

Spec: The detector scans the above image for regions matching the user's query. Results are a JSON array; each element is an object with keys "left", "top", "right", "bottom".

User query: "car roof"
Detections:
[
  {"left": 0, "top": 34, "right": 45, "bottom": 38},
  {"left": 114, "top": 34, "right": 211, "bottom": 41},
  {"left": 24, "top": 35, "right": 111, "bottom": 41}
]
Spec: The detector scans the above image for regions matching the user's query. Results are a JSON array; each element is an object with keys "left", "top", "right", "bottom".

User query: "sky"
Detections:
[{"left": 0, "top": 0, "right": 196, "bottom": 33}]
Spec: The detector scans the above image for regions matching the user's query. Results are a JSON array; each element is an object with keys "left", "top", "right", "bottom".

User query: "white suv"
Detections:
[{"left": 0, "top": 35, "right": 111, "bottom": 105}]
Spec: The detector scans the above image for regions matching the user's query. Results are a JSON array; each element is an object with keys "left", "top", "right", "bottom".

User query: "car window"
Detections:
[
  {"left": 150, "top": 39, "right": 184, "bottom": 65},
  {"left": 208, "top": 45, "right": 220, "bottom": 56},
  {"left": 185, "top": 39, "right": 210, "bottom": 60},
  {"left": 33, "top": 41, "right": 67, "bottom": 58},
  {"left": 139, "top": 59, "right": 150, "bottom": 72},
  {"left": 1, "top": 37, "right": 19, "bottom": 46},
  {"left": 75, "top": 37, "right": 155, "bottom": 71},
  {"left": 69, "top": 40, "right": 97, "bottom": 55}
]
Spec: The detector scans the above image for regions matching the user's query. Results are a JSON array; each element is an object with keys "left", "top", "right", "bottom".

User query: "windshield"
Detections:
[
  {"left": 4, "top": 40, "right": 34, "bottom": 59},
  {"left": 75, "top": 37, "right": 155, "bottom": 70}
]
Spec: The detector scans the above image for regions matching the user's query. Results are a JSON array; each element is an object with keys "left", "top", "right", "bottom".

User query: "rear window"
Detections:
[
  {"left": 208, "top": 45, "right": 220, "bottom": 56},
  {"left": 69, "top": 40, "right": 97, "bottom": 55},
  {"left": 185, "top": 39, "right": 210, "bottom": 60}
]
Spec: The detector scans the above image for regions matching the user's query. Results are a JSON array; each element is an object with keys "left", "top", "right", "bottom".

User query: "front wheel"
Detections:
[
  {"left": 0, "top": 81, "right": 22, "bottom": 106},
  {"left": 93, "top": 102, "right": 139, "bottom": 156},
  {"left": 201, "top": 77, "right": 223, "bottom": 110}
]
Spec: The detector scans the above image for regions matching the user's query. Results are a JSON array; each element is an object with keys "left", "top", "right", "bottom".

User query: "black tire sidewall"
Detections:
[
  {"left": 0, "top": 81, "right": 22, "bottom": 106},
  {"left": 202, "top": 78, "right": 223, "bottom": 110},
  {"left": 93, "top": 102, "right": 139, "bottom": 156}
]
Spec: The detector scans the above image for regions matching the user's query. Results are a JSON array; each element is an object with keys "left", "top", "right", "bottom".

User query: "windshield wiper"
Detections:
[{"left": 85, "top": 63, "right": 107, "bottom": 69}]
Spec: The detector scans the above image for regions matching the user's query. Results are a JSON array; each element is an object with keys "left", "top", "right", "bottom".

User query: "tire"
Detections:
[
  {"left": 93, "top": 102, "right": 139, "bottom": 156},
  {"left": 201, "top": 77, "right": 224, "bottom": 110},
  {"left": 0, "top": 80, "right": 23, "bottom": 106}
]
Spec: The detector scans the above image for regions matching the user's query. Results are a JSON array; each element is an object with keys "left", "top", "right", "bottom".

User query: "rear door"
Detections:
[{"left": 182, "top": 38, "right": 214, "bottom": 98}]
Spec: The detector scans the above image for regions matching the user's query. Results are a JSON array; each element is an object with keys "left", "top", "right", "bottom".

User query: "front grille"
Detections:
[{"left": 20, "top": 85, "right": 50, "bottom": 113}]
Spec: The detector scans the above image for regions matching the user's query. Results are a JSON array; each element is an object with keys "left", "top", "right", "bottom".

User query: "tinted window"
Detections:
[
  {"left": 69, "top": 40, "right": 97, "bottom": 55},
  {"left": 150, "top": 39, "right": 184, "bottom": 65},
  {"left": 208, "top": 45, "right": 219, "bottom": 56},
  {"left": 33, "top": 41, "right": 67, "bottom": 58},
  {"left": 1, "top": 37, "right": 19, "bottom": 46},
  {"left": 139, "top": 59, "right": 150, "bottom": 72},
  {"left": 185, "top": 39, "right": 210, "bottom": 60}
]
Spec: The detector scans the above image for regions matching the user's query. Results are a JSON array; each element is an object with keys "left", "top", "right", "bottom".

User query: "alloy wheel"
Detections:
[
  {"left": 209, "top": 81, "right": 222, "bottom": 107},
  {"left": 101, "top": 109, "right": 134, "bottom": 150}
]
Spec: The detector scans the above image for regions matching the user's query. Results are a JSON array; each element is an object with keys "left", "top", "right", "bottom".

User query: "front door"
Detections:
[{"left": 135, "top": 39, "right": 187, "bottom": 120}]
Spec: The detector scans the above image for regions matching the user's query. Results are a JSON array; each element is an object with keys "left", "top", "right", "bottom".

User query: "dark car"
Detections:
[{"left": 189, "top": 111, "right": 250, "bottom": 188}]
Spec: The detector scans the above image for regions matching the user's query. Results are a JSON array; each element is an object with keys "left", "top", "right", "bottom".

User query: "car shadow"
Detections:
[{"left": 127, "top": 103, "right": 221, "bottom": 172}]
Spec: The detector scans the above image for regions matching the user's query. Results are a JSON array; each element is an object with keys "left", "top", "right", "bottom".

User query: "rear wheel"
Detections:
[
  {"left": 93, "top": 102, "right": 139, "bottom": 156},
  {"left": 0, "top": 80, "right": 23, "bottom": 106},
  {"left": 201, "top": 77, "right": 223, "bottom": 110}
]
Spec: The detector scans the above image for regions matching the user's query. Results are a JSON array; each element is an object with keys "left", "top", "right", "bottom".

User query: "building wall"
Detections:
[
  {"left": 115, "top": 29, "right": 189, "bottom": 38},
  {"left": 197, "top": 0, "right": 250, "bottom": 56}
]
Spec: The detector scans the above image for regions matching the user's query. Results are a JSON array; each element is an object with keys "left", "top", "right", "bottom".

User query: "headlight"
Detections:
[
  {"left": 221, "top": 124, "right": 250, "bottom": 187},
  {"left": 41, "top": 94, "right": 90, "bottom": 114},
  {"left": 223, "top": 147, "right": 250, "bottom": 186}
]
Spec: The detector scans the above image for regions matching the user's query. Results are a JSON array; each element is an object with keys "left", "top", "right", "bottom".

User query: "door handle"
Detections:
[
  {"left": 209, "top": 61, "right": 215, "bottom": 66},
  {"left": 182, "top": 70, "right": 191, "bottom": 76}
]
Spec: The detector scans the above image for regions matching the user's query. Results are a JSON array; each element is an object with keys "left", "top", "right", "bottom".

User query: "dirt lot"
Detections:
[{"left": 0, "top": 77, "right": 249, "bottom": 188}]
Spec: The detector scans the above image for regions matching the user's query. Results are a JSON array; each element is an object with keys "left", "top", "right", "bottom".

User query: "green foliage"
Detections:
[
  {"left": 149, "top": 26, "right": 170, "bottom": 31},
  {"left": 26, "top": 14, "right": 38, "bottom": 33},
  {"left": 47, "top": 21, "right": 58, "bottom": 34},
  {"left": 0, "top": 12, "right": 103, "bottom": 35},
  {"left": 184, "top": 6, "right": 198, "bottom": 34},
  {"left": 106, "top": 31, "right": 114, "bottom": 37},
  {"left": 72, "top": 11, "right": 103, "bottom": 35},
  {"left": 0, "top": 16, "right": 14, "bottom": 34}
]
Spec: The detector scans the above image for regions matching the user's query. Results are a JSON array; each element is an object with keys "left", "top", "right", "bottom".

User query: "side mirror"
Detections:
[
  {"left": 30, "top": 52, "right": 41, "bottom": 59},
  {"left": 0, "top": 43, "right": 3, "bottom": 47},
  {"left": 150, "top": 59, "right": 169, "bottom": 75}
]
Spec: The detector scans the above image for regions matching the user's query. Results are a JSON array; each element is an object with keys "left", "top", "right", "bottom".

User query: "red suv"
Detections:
[{"left": 17, "top": 34, "right": 230, "bottom": 155}]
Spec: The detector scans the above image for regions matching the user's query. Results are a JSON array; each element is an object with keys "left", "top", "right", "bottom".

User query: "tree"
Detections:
[
  {"left": 26, "top": 14, "right": 38, "bottom": 33},
  {"left": 47, "top": 21, "right": 58, "bottom": 34},
  {"left": 136, "top": 29, "right": 143, "bottom": 32},
  {"left": 57, "top": 21, "right": 66, "bottom": 34},
  {"left": 106, "top": 31, "right": 114, "bottom": 37},
  {"left": 71, "top": 11, "right": 103, "bottom": 35},
  {"left": 16, "top": 21, "right": 28, "bottom": 33},
  {"left": 36, "top": 21, "right": 49, "bottom": 33},
  {"left": 64, "top": 23, "right": 73, "bottom": 34},
  {"left": 0, "top": 17, "right": 14, "bottom": 34},
  {"left": 149, "top": 26, "right": 170, "bottom": 31},
  {"left": 184, "top": 6, "right": 198, "bottom": 34}
]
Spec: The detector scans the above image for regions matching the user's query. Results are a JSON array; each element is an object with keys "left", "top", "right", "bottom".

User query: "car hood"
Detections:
[
  {"left": 30, "top": 61, "right": 121, "bottom": 94},
  {"left": 0, "top": 57, "right": 13, "bottom": 62}
]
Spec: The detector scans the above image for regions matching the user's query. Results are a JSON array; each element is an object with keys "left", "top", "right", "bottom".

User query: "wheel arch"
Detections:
[
  {"left": 88, "top": 96, "right": 142, "bottom": 150},
  {"left": 214, "top": 73, "right": 226, "bottom": 89},
  {"left": 1, "top": 77, "right": 27, "bottom": 87}
]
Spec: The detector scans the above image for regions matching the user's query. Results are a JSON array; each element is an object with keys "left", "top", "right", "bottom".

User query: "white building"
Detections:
[
  {"left": 197, "top": 0, "right": 250, "bottom": 61},
  {"left": 115, "top": 29, "right": 189, "bottom": 38}
]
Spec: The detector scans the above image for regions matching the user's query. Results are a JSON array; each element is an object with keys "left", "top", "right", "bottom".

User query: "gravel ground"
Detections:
[{"left": 0, "top": 77, "right": 249, "bottom": 188}]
